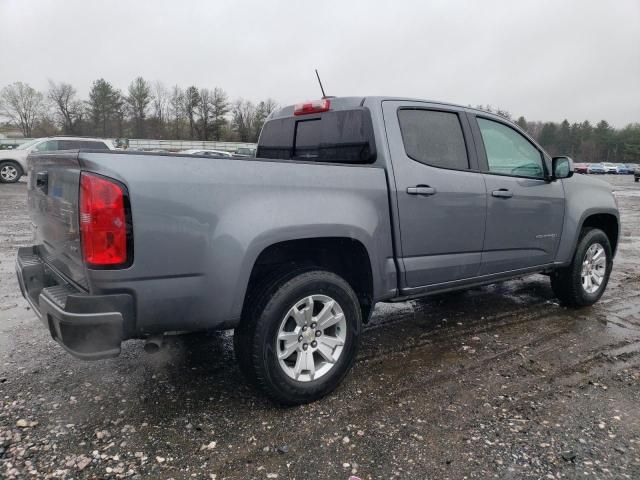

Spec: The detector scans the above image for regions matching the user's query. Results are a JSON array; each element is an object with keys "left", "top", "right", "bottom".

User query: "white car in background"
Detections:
[
  {"left": 601, "top": 162, "right": 618, "bottom": 174},
  {"left": 0, "top": 136, "right": 115, "bottom": 183},
  {"left": 178, "top": 149, "right": 234, "bottom": 157}
]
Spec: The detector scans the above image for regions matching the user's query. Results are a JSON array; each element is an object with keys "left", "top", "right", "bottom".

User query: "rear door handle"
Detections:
[
  {"left": 407, "top": 185, "right": 436, "bottom": 196},
  {"left": 36, "top": 171, "right": 48, "bottom": 194},
  {"left": 491, "top": 189, "right": 513, "bottom": 198}
]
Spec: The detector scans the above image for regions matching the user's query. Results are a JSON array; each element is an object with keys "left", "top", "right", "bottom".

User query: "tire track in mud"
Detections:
[
  {"left": 359, "top": 305, "right": 563, "bottom": 362},
  {"left": 228, "top": 267, "right": 640, "bottom": 475}
]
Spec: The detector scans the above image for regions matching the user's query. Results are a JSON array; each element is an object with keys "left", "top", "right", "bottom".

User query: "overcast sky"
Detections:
[{"left": 1, "top": 0, "right": 639, "bottom": 126}]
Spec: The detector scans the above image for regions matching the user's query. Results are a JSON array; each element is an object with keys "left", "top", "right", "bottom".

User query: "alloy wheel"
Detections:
[
  {"left": 276, "top": 294, "right": 347, "bottom": 382},
  {"left": 581, "top": 243, "right": 606, "bottom": 294}
]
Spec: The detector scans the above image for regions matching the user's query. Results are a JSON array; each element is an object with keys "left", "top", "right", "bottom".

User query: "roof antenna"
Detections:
[{"left": 315, "top": 69, "right": 327, "bottom": 98}]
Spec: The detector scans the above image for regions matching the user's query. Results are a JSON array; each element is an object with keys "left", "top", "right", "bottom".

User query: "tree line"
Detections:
[
  {"left": 476, "top": 105, "right": 639, "bottom": 163},
  {"left": 1, "top": 83, "right": 638, "bottom": 161},
  {"left": 0, "top": 79, "right": 278, "bottom": 143}
]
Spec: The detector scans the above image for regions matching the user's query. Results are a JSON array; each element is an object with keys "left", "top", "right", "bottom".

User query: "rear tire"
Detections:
[
  {"left": 550, "top": 228, "right": 612, "bottom": 307},
  {"left": 0, "top": 161, "right": 22, "bottom": 183},
  {"left": 234, "top": 269, "right": 361, "bottom": 405}
]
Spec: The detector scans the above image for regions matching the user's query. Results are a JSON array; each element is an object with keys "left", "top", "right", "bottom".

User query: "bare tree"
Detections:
[
  {"left": 168, "top": 85, "right": 185, "bottom": 139},
  {"left": 252, "top": 99, "right": 277, "bottom": 141},
  {"left": 151, "top": 81, "right": 169, "bottom": 125},
  {"left": 32, "top": 111, "right": 58, "bottom": 137},
  {"left": 184, "top": 86, "right": 200, "bottom": 140},
  {"left": 197, "top": 88, "right": 212, "bottom": 140},
  {"left": 0, "top": 82, "right": 45, "bottom": 137},
  {"left": 232, "top": 99, "right": 256, "bottom": 142},
  {"left": 48, "top": 80, "right": 82, "bottom": 134},
  {"left": 474, "top": 104, "right": 511, "bottom": 120},
  {"left": 149, "top": 81, "right": 169, "bottom": 138}
]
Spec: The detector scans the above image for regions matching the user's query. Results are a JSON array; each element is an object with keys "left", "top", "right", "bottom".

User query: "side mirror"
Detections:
[{"left": 552, "top": 156, "right": 573, "bottom": 180}]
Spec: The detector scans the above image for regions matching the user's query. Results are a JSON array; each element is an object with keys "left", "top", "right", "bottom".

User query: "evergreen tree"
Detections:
[
  {"left": 87, "top": 79, "right": 121, "bottom": 137},
  {"left": 557, "top": 120, "right": 571, "bottom": 155},
  {"left": 126, "top": 77, "right": 152, "bottom": 138},
  {"left": 209, "top": 88, "right": 230, "bottom": 141},
  {"left": 515, "top": 116, "right": 528, "bottom": 132},
  {"left": 538, "top": 122, "right": 558, "bottom": 153},
  {"left": 594, "top": 120, "right": 613, "bottom": 161}
]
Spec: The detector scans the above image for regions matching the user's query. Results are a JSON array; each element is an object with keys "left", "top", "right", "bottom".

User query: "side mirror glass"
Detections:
[{"left": 552, "top": 156, "right": 573, "bottom": 179}]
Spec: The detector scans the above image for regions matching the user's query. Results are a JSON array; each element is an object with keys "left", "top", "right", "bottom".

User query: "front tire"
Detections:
[
  {"left": 0, "top": 161, "right": 22, "bottom": 183},
  {"left": 550, "top": 228, "right": 612, "bottom": 307},
  {"left": 234, "top": 269, "right": 362, "bottom": 405}
]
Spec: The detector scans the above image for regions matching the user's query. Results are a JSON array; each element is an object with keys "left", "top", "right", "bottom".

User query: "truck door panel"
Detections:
[
  {"left": 468, "top": 114, "right": 565, "bottom": 274},
  {"left": 382, "top": 101, "right": 487, "bottom": 289}
]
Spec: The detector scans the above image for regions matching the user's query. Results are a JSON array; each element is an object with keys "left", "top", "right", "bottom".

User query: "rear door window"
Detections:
[
  {"left": 33, "top": 140, "right": 59, "bottom": 152},
  {"left": 397, "top": 109, "right": 469, "bottom": 170}
]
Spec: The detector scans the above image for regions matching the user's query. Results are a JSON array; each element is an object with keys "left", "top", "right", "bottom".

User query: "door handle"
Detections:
[
  {"left": 491, "top": 189, "right": 513, "bottom": 198},
  {"left": 407, "top": 185, "right": 436, "bottom": 196},
  {"left": 35, "top": 171, "right": 48, "bottom": 194}
]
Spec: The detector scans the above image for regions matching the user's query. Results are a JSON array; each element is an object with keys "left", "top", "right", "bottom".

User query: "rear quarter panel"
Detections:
[{"left": 78, "top": 152, "right": 396, "bottom": 334}]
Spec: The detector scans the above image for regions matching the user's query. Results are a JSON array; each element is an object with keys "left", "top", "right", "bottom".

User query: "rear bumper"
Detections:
[{"left": 15, "top": 247, "right": 133, "bottom": 360}]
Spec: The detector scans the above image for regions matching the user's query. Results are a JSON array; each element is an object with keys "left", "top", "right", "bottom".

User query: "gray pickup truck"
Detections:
[{"left": 16, "top": 96, "right": 619, "bottom": 404}]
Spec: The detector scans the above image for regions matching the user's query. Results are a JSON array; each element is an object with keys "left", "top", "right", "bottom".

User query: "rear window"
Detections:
[
  {"left": 257, "top": 108, "right": 376, "bottom": 164},
  {"left": 58, "top": 140, "right": 82, "bottom": 149},
  {"left": 81, "top": 141, "right": 109, "bottom": 150},
  {"left": 55, "top": 140, "right": 109, "bottom": 150}
]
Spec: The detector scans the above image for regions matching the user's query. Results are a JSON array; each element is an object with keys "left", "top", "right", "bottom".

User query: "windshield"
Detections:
[{"left": 16, "top": 139, "right": 41, "bottom": 150}]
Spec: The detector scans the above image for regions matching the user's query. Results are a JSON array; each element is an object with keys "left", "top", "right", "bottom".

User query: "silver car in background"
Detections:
[{"left": 0, "top": 137, "right": 115, "bottom": 183}]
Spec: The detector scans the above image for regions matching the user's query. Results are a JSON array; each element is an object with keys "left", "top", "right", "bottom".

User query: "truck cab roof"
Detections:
[{"left": 269, "top": 96, "right": 521, "bottom": 129}]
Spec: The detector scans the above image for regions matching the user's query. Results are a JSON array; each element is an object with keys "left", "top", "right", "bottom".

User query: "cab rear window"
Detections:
[{"left": 257, "top": 108, "right": 376, "bottom": 164}]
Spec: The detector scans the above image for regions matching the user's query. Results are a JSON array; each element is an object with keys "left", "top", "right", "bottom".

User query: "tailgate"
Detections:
[{"left": 27, "top": 151, "right": 88, "bottom": 290}]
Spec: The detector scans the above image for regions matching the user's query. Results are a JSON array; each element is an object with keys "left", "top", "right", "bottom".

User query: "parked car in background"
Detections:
[
  {"left": 17, "top": 96, "right": 620, "bottom": 404},
  {"left": 179, "top": 149, "right": 234, "bottom": 158},
  {"left": 235, "top": 146, "right": 256, "bottom": 157},
  {"left": 0, "top": 136, "right": 115, "bottom": 183},
  {"left": 573, "top": 162, "right": 588, "bottom": 174},
  {"left": 624, "top": 164, "right": 636, "bottom": 175},
  {"left": 635, "top": 165, "right": 639, "bottom": 182},
  {"left": 615, "top": 163, "right": 633, "bottom": 175},
  {"left": 588, "top": 163, "right": 606, "bottom": 174},
  {"left": 601, "top": 162, "right": 618, "bottom": 174}
]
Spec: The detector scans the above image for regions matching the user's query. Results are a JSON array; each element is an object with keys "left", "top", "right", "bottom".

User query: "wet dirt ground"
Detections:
[{"left": 1, "top": 175, "right": 639, "bottom": 479}]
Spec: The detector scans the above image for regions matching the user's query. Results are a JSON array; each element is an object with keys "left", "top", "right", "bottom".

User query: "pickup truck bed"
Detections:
[
  {"left": 20, "top": 150, "right": 395, "bottom": 341},
  {"left": 17, "top": 96, "right": 619, "bottom": 404}
]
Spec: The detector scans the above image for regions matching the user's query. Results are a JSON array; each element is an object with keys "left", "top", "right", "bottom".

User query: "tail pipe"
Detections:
[{"left": 143, "top": 335, "right": 164, "bottom": 354}]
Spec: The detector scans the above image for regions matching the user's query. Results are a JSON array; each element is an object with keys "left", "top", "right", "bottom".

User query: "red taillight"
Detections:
[
  {"left": 293, "top": 98, "right": 331, "bottom": 115},
  {"left": 79, "top": 172, "right": 128, "bottom": 267}
]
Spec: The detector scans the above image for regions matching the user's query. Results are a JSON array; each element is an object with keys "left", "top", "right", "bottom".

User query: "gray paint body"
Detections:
[{"left": 26, "top": 96, "right": 619, "bottom": 339}]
